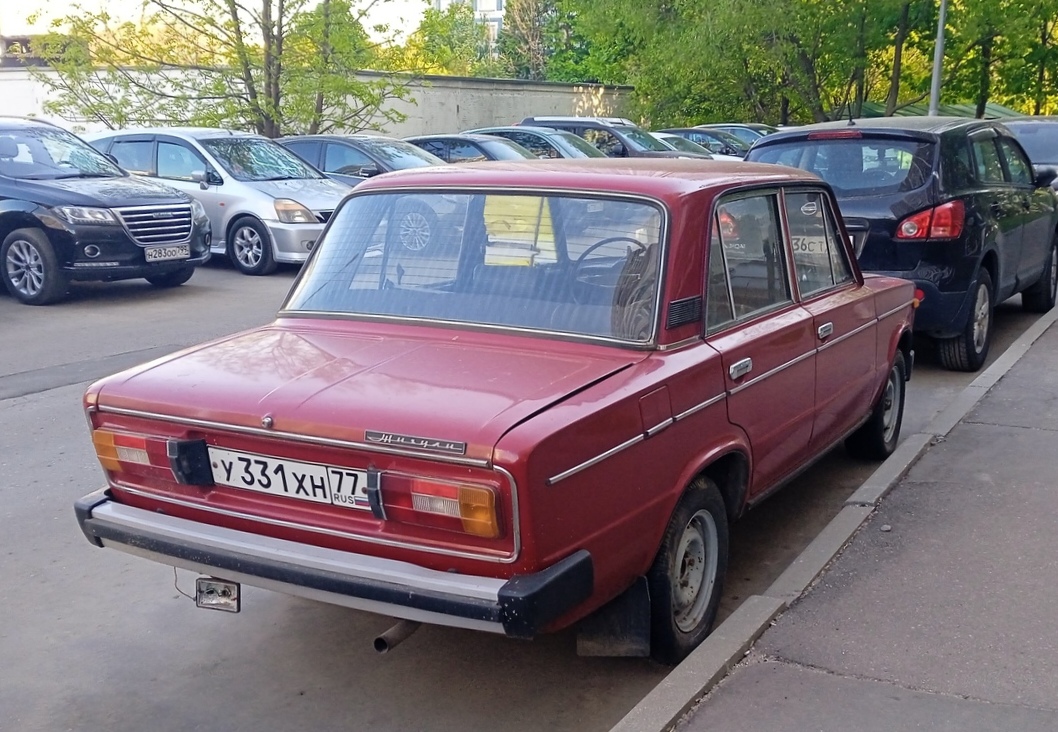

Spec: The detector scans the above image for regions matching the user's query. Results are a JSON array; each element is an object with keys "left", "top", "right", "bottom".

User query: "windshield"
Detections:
[
  {"left": 616, "top": 126, "right": 674, "bottom": 152},
  {"left": 554, "top": 131, "right": 607, "bottom": 158},
  {"left": 482, "top": 138, "right": 540, "bottom": 160},
  {"left": 692, "top": 129, "right": 750, "bottom": 154},
  {"left": 657, "top": 135, "right": 711, "bottom": 155},
  {"left": 751, "top": 137, "right": 935, "bottom": 197},
  {"left": 355, "top": 137, "right": 444, "bottom": 169},
  {"left": 1005, "top": 122, "right": 1058, "bottom": 164},
  {"left": 285, "top": 191, "right": 665, "bottom": 344},
  {"left": 201, "top": 137, "right": 323, "bottom": 181},
  {"left": 0, "top": 126, "right": 123, "bottom": 180}
]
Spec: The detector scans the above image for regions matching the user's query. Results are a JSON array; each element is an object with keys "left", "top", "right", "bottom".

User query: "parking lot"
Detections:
[{"left": 0, "top": 261, "right": 1041, "bottom": 732}]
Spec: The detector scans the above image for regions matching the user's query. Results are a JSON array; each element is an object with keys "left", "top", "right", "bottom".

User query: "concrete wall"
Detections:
[{"left": 0, "top": 67, "right": 632, "bottom": 137}]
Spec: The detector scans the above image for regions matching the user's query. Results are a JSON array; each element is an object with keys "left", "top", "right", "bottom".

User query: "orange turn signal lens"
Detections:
[{"left": 91, "top": 430, "right": 152, "bottom": 472}]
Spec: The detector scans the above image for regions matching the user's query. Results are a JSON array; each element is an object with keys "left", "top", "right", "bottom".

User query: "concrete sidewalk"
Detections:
[{"left": 673, "top": 320, "right": 1058, "bottom": 731}]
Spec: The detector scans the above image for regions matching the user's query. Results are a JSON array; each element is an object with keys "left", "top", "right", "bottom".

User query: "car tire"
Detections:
[
  {"left": 845, "top": 351, "right": 906, "bottom": 461},
  {"left": 393, "top": 201, "right": 438, "bottom": 254},
  {"left": 647, "top": 477, "right": 729, "bottom": 666},
  {"left": 228, "top": 218, "right": 277, "bottom": 275},
  {"left": 937, "top": 268, "right": 993, "bottom": 372},
  {"left": 145, "top": 267, "right": 195, "bottom": 288},
  {"left": 1, "top": 228, "right": 68, "bottom": 305},
  {"left": 1021, "top": 237, "right": 1057, "bottom": 313}
]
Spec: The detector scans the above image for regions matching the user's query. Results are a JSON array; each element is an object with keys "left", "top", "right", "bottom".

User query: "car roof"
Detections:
[
  {"left": 0, "top": 116, "right": 67, "bottom": 131},
  {"left": 522, "top": 116, "right": 638, "bottom": 127},
  {"left": 1002, "top": 116, "right": 1058, "bottom": 126},
  {"left": 761, "top": 116, "right": 991, "bottom": 139},
  {"left": 404, "top": 133, "right": 510, "bottom": 143},
  {"left": 351, "top": 158, "right": 821, "bottom": 201},
  {"left": 277, "top": 133, "right": 403, "bottom": 143},
  {"left": 468, "top": 125, "right": 565, "bottom": 136},
  {"left": 84, "top": 127, "right": 262, "bottom": 140}
]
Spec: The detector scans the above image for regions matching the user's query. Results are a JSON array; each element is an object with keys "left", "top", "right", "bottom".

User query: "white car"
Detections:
[
  {"left": 649, "top": 132, "right": 743, "bottom": 162},
  {"left": 85, "top": 128, "right": 352, "bottom": 275}
]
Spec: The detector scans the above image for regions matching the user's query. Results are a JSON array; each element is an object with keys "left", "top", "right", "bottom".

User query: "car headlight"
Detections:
[
  {"left": 189, "top": 198, "right": 207, "bottom": 219},
  {"left": 274, "top": 198, "right": 316, "bottom": 224},
  {"left": 55, "top": 206, "right": 117, "bottom": 225}
]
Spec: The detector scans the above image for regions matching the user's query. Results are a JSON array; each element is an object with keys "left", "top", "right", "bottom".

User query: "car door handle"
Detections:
[
  {"left": 729, "top": 358, "right": 753, "bottom": 380},
  {"left": 818, "top": 322, "right": 834, "bottom": 340}
]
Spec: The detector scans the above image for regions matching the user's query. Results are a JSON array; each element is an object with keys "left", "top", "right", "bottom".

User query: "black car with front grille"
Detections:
[
  {"left": 0, "top": 118, "right": 211, "bottom": 305},
  {"left": 748, "top": 117, "right": 1058, "bottom": 371}
]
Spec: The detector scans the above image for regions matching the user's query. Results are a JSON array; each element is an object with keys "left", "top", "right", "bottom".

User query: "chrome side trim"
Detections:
[
  {"left": 113, "top": 484, "right": 520, "bottom": 563},
  {"left": 729, "top": 349, "right": 815, "bottom": 395},
  {"left": 493, "top": 464, "right": 522, "bottom": 564},
  {"left": 656, "top": 336, "right": 702, "bottom": 352},
  {"left": 645, "top": 417, "right": 674, "bottom": 437},
  {"left": 817, "top": 319, "right": 875, "bottom": 352},
  {"left": 673, "top": 393, "right": 726, "bottom": 422},
  {"left": 547, "top": 433, "right": 645, "bottom": 486},
  {"left": 97, "top": 406, "right": 491, "bottom": 468},
  {"left": 878, "top": 300, "right": 914, "bottom": 321}
]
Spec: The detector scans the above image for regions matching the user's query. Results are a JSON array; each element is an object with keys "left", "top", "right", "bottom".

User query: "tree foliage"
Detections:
[
  {"left": 384, "top": 2, "right": 500, "bottom": 76},
  {"left": 30, "top": 0, "right": 413, "bottom": 136}
]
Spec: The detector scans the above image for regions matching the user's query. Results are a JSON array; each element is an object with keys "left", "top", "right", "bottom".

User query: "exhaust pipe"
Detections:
[{"left": 374, "top": 619, "right": 421, "bottom": 654}]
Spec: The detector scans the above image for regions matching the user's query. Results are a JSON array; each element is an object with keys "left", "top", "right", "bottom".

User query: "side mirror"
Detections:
[
  {"left": 105, "top": 153, "right": 120, "bottom": 166},
  {"left": 360, "top": 164, "right": 381, "bottom": 178},
  {"left": 1033, "top": 164, "right": 1058, "bottom": 189}
]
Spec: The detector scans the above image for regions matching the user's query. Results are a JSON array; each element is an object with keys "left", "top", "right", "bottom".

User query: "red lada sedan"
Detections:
[{"left": 75, "top": 160, "right": 916, "bottom": 664}]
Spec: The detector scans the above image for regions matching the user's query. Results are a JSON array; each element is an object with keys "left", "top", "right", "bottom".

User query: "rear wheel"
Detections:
[
  {"left": 846, "top": 351, "right": 906, "bottom": 460},
  {"left": 647, "top": 477, "right": 729, "bottom": 665},
  {"left": 145, "top": 267, "right": 195, "bottom": 288},
  {"left": 2, "top": 228, "right": 67, "bottom": 305},
  {"left": 229, "top": 218, "right": 277, "bottom": 275},
  {"left": 393, "top": 202, "right": 438, "bottom": 254},
  {"left": 1022, "top": 238, "right": 1057, "bottom": 313},
  {"left": 937, "top": 269, "right": 992, "bottom": 372}
]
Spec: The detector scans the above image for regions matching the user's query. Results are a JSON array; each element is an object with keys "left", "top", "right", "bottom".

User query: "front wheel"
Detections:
[
  {"left": 2, "top": 227, "right": 67, "bottom": 305},
  {"left": 845, "top": 351, "right": 906, "bottom": 460},
  {"left": 937, "top": 269, "right": 993, "bottom": 372},
  {"left": 145, "top": 267, "right": 195, "bottom": 288},
  {"left": 1022, "top": 238, "right": 1057, "bottom": 313},
  {"left": 647, "top": 477, "right": 729, "bottom": 665},
  {"left": 393, "top": 202, "right": 439, "bottom": 254},
  {"left": 229, "top": 218, "right": 277, "bottom": 275}
]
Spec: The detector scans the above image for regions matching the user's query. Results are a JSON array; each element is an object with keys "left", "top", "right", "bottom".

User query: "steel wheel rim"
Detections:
[
  {"left": 399, "top": 211, "right": 431, "bottom": 252},
  {"left": 6, "top": 239, "right": 45, "bottom": 297},
  {"left": 881, "top": 362, "right": 902, "bottom": 444},
  {"left": 972, "top": 281, "right": 991, "bottom": 353},
  {"left": 233, "top": 226, "right": 263, "bottom": 268},
  {"left": 672, "top": 509, "right": 719, "bottom": 632}
]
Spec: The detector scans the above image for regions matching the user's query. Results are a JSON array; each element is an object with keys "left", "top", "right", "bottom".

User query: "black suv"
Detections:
[
  {"left": 748, "top": 118, "right": 1058, "bottom": 371},
  {"left": 0, "top": 118, "right": 211, "bottom": 305},
  {"left": 519, "top": 116, "right": 709, "bottom": 159}
]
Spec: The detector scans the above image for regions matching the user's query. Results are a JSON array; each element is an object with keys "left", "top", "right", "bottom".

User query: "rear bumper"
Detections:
[
  {"left": 871, "top": 271, "right": 975, "bottom": 339},
  {"left": 75, "top": 489, "right": 592, "bottom": 638}
]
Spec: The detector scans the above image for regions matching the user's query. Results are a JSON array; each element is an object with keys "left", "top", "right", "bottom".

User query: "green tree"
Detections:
[
  {"left": 395, "top": 2, "right": 495, "bottom": 76},
  {"left": 30, "top": 0, "right": 412, "bottom": 137}
]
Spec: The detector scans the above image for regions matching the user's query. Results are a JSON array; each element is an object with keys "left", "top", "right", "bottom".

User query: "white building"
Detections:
[{"left": 434, "top": 0, "right": 504, "bottom": 41}]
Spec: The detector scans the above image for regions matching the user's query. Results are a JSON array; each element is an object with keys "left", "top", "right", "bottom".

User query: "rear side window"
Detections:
[
  {"left": 752, "top": 137, "right": 934, "bottom": 197},
  {"left": 784, "top": 190, "right": 854, "bottom": 297}
]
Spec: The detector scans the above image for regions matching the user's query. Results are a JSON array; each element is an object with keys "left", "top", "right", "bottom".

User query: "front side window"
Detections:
[
  {"left": 784, "top": 190, "right": 854, "bottom": 297},
  {"left": 508, "top": 132, "right": 558, "bottom": 159},
  {"left": 157, "top": 142, "right": 205, "bottom": 180},
  {"left": 284, "top": 191, "right": 665, "bottom": 344},
  {"left": 997, "top": 137, "right": 1033, "bottom": 185},
  {"left": 715, "top": 194, "right": 791, "bottom": 318},
  {"left": 0, "top": 127, "right": 124, "bottom": 180},
  {"left": 325, "top": 144, "right": 373, "bottom": 175},
  {"left": 582, "top": 129, "right": 626, "bottom": 157},
  {"left": 110, "top": 140, "right": 154, "bottom": 175},
  {"left": 971, "top": 135, "right": 1006, "bottom": 184},
  {"left": 448, "top": 141, "right": 488, "bottom": 163},
  {"left": 200, "top": 137, "right": 322, "bottom": 182},
  {"left": 417, "top": 140, "right": 448, "bottom": 160}
]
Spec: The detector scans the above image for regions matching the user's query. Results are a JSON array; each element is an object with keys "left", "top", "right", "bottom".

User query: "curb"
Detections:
[{"left": 608, "top": 308, "right": 1058, "bottom": 732}]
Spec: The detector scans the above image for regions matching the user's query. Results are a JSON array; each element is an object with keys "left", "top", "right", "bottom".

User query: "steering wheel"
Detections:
[{"left": 572, "top": 236, "right": 647, "bottom": 303}]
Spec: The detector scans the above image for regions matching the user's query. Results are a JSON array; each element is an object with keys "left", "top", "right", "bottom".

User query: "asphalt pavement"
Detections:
[{"left": 618, "top": 313, "right": 1058, "bottom": 731}]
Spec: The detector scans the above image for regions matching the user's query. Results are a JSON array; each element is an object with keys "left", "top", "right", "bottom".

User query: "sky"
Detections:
[{"left": 0, "top": 0, "right": 429, "bottom": 41}]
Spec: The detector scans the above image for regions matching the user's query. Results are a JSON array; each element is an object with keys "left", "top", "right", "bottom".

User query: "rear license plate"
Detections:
[
  {"left": 145, "top": 244, "right": 190, "bottom": 262},
  {"left": 207, "top": 447, "right": 371, "bottom": 510}
]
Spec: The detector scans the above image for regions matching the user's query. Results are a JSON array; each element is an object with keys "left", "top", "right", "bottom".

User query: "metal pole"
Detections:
[{"left": 928, "top": 0, "right": 949, "bottom": 115}]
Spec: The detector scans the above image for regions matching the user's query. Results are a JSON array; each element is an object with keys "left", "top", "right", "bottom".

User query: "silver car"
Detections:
[{"left": 85, "top": 128, "right": 352, "bottom": 275}]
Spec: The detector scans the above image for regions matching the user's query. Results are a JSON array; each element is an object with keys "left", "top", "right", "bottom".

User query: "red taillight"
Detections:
[
  {"left": 896, "top": 200, "right": 965, "bottom": 240},
  {"left": 380, "top": 474, "right": 503, "bottom": 539},
  {"left": 91, "top": 429, "right": 170, "bottom": 477},
  {"left": 806, "top": 130, "right": 863, "bottom": 140}
]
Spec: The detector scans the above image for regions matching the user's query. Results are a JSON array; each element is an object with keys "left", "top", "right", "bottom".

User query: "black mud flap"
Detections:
[{"left": 575, "top": 576, "right": 651, "bottom": 657}]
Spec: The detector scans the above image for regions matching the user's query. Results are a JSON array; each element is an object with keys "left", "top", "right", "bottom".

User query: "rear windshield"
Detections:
[
  {"left": 284, "top": 191, "right": 665, "bottom": 344},
  {"left": 1004, "top": 122, "right": 1058, "bottom": 164},
  {"left": 751, "top": 136, "right": 935, "bottom": 197}
]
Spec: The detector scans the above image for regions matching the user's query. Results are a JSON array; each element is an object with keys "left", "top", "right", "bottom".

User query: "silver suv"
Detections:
[{"left": 86, "top": 128, "right": 351, "bottom": 275}]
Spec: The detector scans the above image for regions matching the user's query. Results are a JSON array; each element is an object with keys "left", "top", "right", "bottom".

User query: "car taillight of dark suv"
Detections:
[
  {"left": 0, "top": 118, "right": 211, "bottom": 305},
  {"left": 748, "top": 118, "right": 1058, "bottom": 371}
]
